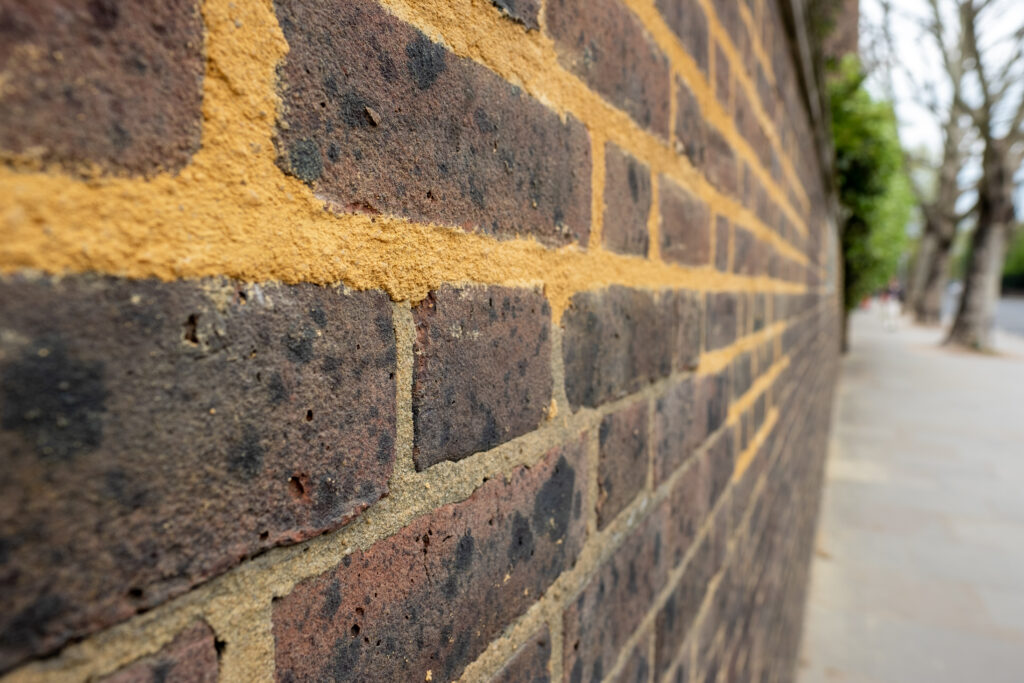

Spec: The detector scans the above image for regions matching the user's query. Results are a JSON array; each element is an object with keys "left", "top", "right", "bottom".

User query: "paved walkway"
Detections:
[{"left": 797, "top": 309, "right": 1024, "bottom": 683}]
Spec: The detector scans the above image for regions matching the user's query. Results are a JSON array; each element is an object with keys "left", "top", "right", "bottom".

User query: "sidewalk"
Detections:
[{"left": 797, "top": 310, "right": 1024, "bottom": 682}]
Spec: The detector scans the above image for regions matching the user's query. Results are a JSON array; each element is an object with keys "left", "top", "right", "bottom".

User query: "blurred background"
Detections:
[{"left": 799, "top": 0, "right": 1024, "bottom": 680}]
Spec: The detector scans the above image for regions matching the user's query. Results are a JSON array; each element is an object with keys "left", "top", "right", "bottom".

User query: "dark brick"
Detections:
[
  {"left": 732, "top": 226, "right": 756, "bottom": 276},
  {"left": 597, "top": 401, "right": 649, "bottom": 528},
  {"left": 274, "top": 0, "right": 590, "bottom": 247},
  {"left": 705, "top": 293, "right": 738, "bottom": 350},
  {"left": 0, "top": 274, "right": 395, "bottom": 669},
  {"left": 706, "top": 428, "right": 735, "bottom": 510},
  {"left": 753, "top": 394, "right": 766, "bottom": 431},
  {"left": 732, "top": 352, "right": 752, "bottom": 397},
  {"left": 603, "top": 142, "right": 652, "bottom": 256},
  {"left": 0, "top": 0, "right": 203, "bottom": 176},
  {"left": 561, "top": 287, "right": 672, "bottom": 410},
  {"left": 657, "top": 0, "right": 709, "bottom": 75},
  {"left": 489, "top": 0, "right": 541, "bottom": 30},
  {"left": 490, "top": 627, "right": 551, "bottom": 683},
  {"left": 564, "top": 509, "right": 668, "bottom": 683},
  {"left": 663, "top": 455, "right": 708, "bottom": 569},
  {"left": 704, "top": 127, "right": 737, "bottom": 196},
  {"left": 660, "top": 176, "right": 711, "bottom": 266},
  {"left": 100, "top": 622, "right": 218, "bottom": 683},
  {"left": 664, "top": 290, "right": 702, "bottom": 372},
  {"left": 674, "top": 77, "right": 705, "bottom": 168},
  {"left": 612, "top": 635, "right": 652, "bottom": 683},
  {"left": 546, "top": 0, "right": 670, "bottom": 136},
  {"left": 654, "top": 534, "right": 714, "bottom": 676},
  {"left": 412, "top": 285, "right": 551, "bottom": 469},
  {"left": 696, "top": 370, "right": 730, "bottom": 438},
  {"left": 653, "top": 379, "right": 696, "bottom": 484},
  {"left": 714, "top": 216, "right": 730, "bottom": 272},
  {"left": 714, "top": 42, "right": 730, "bottom": 109},
  {"left": 273, "top": 436, "right": 588, "bottom": 683},
  {"left": 752, "top": 294, "right": 767, "bottom": 332}
]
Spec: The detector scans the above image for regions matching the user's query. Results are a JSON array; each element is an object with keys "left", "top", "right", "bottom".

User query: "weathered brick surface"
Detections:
[
  {"left": 656, "top": 0, "right": 709, "bottom": 75},
  {"left": 665, "top": 290, "right": 703, "bottom": 373},
  {"left": 546, "top": 0, "right": 670, "bottom": 136},
  {"left": 412, "top": 285, "right": 552, "bottom": 469},
  {"left": 273, "top": 437, "right": 588, "bottom": 683},
  {"left": 603, "top": 142, "right": 652, "bottom": 256},
  {"left": 274, "top": 0, "right": 591, "bottom": 246},
  {"left": 705, "top": 293, "right": 739, "bottom": 350},
  {"left": 704, "top": 127, "right": 738, "bottom": 196},
  {"left": 660, "top": 176, "right": 711, "bottom": 266},
  {"left": 654, "top": 533, "right": 714, "bottom": 676},
  {"left": 563, "top": 510, "right": 668, "bottom": 683},
  {"left": 562, "top": 287, "right": 672, "bottom": 410},
  {"left": 653, "top": 379, "right": 696, "bottom": 484},
  {"left": 489, "top": 0, "right": 541, "bottom": 30},
  {"left": 100, "top": 622, "right": 218, "bottom": 683},
  {"left": 597, "top": 401, "right": 650, "bottom": 528},
  {"left": 0, "top": 0, "right": 204, "bottom": 176},
  {"left": 714, "top": 216, "right": 730, "bottom": 271},
  {"left": 0, "top": 274, "right": 395, "bottom": 669},
  {"left": 490, "top": 628, "right": 551, "bottom": 682}
]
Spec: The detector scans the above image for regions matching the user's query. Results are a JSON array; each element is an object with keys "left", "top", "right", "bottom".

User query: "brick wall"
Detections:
[{"left": 0, "top": 0, "right": 839, "bottom": 680}]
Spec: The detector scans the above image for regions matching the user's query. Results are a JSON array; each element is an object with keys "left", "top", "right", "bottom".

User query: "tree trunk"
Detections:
[
  {"left": 914, "top": 232, "right": 954, "bottom": 325},
  {"left": 907, "top": 229, "right": 937, "bottom": 314}
]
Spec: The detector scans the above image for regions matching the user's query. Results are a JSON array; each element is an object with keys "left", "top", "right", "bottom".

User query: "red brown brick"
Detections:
[
  {"left": 659, "top": 176, "right": 711, "bottom": 266},
  {"left": 603, "top": 142, "right": 653, "bottom": 256},
  {"left": 714, "top": 41, "right": 730, "bottom": 109},
  {"left": 563, "top": 509, "right": 668, "bottom": 683},
  {"left": 273, "top": 437, "right": 588, "bottom": 683},
  {"left": 704, "top": 127, "right": 737, "bottom": 196},
  {"left": 274, "top": 0, "right": 591, "bottom": 247},
  {"left": 561, "top": 287, "right": 672, "bottom": 410},
  {"left": 0, "top": 0, "right": 204, "bottom": 176},
  {"left": 656, "top": 0, "right": 709, "bottom": 75},
  {"left": 490, "top": 627, "right": 552, "bottom": 683},
  {"left": 412, "top": 285, "right": 552, "bottom": 469},
  {"left": 664, "top": 290, "right": 703, "bottom": 372},
  {"left": 705, "top": 292, "right": 739, "bottom": 350},
  {"left": 654, "top": 534, "right": 714, "bottom": 677},
  {"left": 0, "top": 274, "right": 395, "bottom": 670},
  {"left": 662, "top": 457, "right": 709, "bottom": 570},
  {"left": 547, "top": 0, "right": 670, "bottom": 136},
  {"left": 597, "top": 401, "right": 650, "bottom": 528},
  {"left": 653, "top": 379, "right": 697, "bottom": 484},
  {"left": 674, "top": 77, "right": 705, "bottom": 168},
  {"left": 100, "top": 622, "right": 218, "bottom": 683}
]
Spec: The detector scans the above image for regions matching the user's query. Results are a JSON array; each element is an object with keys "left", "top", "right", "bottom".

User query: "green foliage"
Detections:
[
  {"left": 829, "top": 56, "right": 913, "bottom": 311},
  {"left": 1003, "top": 225, "right": 1024, "bottom": 290}
]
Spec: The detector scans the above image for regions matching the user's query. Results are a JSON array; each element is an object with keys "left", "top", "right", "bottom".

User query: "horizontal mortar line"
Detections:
[
  {"left": 376, "top": 0, "right": 812, "bottom": 243},
  {"left": 731, "top": 407, "right": 781, "bottom": 483},
  {"left": 624, "top": 0, "right": 811, "bottom": 223}
]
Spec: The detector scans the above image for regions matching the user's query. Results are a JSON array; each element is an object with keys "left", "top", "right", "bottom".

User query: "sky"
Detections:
[{"left": 859, "top": 0, "right": 1024, "bottom": 214}]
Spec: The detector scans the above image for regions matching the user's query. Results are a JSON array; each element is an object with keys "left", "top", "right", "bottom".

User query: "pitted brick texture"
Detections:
[
  {"left": 412, "top": 285, "right": 552, "bottom": 469},
  {"left": 603, "top": 142, "right": 653, "bottom": 256},
  {"left": 597, "top": 400, "right": 650, "bottom": 528},
  {"left": 547, "top": 0, "right": 671, "bottom": 136},
  {"left": 274, "top": 0, "right": 591, "bottom": 246},
  {"left": 100, "top": 622, "right": 218, "bottom": 683},
  {"left": 272, "top": 437, "right": 588, "bottom": 683},
  {"left": 0, "top": 274, "right": 395, "bottom": 669},
  {"left": 0, "top": 0, "right": 204, "bottom": 175}
]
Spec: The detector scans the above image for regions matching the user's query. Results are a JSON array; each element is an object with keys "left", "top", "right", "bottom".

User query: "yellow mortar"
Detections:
[{"left": 0, "top": 0, "right": 820, "bottom": 323}]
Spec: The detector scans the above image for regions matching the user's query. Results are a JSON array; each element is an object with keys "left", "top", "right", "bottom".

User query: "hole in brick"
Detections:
[
  {"left": 351, "top": 624, "right": 360, "bottom": 637},
  {"left": 355, "top": 607, "right": 364, "bottom": 616},
  {"left": 363, "top": 637, "right": 370, "bottom": 644},
  {"left": 256, "top": 372, "right": 262, "bottom": 382},
  {"left": 128, "top": 587, "right": 144, "bottom": 600},
  {"left": 214, "top": 638, "right": 227, "bottom": 658},
  {"left": 259, "top": 531, "right": 269, "bottom": 541},
  {"left": 183, "top": 314, "right": 199, "bottom": 344},
  {"left": 288, "top": 476, "right": 306, "bottom": 498},
  {"left": 389, "top": 372, "right": 395, "bottom": 380},
  {"left": 573, "top": 641, "right": 580, "bottom": 651},
  {"left": 238, "top": 290, "right": 247, "bottom": 302},
  {"left": 305, "top": 409, "right": 313, "bottom": 422}
]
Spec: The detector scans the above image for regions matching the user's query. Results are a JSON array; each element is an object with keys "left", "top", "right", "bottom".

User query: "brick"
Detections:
[
  {"left": 603, "top": 142, "right": 652, "bottom": 256},
  {"left": 100, "top": 622, "right": 218, "bottom": 683},
  {"left": 489, "top": 0, "right": 541, "bottom": 30},
  {"left": 561, "top": 287, "right": 672, "bottom": 410},
  {"left": 273, "top": 436, "right": 588, "bottom": 683},
  {"left": 0, "top": 274, "right": 395, "bottom": 669},
  {"left": 654, "top": 534, "right": 714, "bottom": 676},
  {"left": 412, "top": 285, "right": 552, "bottom": 469},
  {"left": 546, "top": 0, "right": 670, "bottom": 136},
  {"left": 706, "top": 427, "right": 735, "bottom": 511},
  {"left": 674, "top": 77, "right": 705, "bottom": 168},
  {"left": 563, "top": 509, "right": 668, "bottom": 683},
  {"left": 0, "top": 0, "right": 203, "bottom": 176},
  {"left": 704, "top": 127, "right": 737, "bottom": 196},
  {"left": 714, "top": 42, "right": 730, "bottom": 110},
  {"left": 752, "top": 294, "right": 767, "bottom": 332},
  {"left": 664, "top": 290, "right": 702, "bottom": 372},
  {"left": 663, "top": 456, "right": 709, "bottom": 569},
  {"left": 753, "top": 394, "right": 766, "bottom": 430},
  {"left": 274, "top": 0, "right": 590, "bottom": 247},
  {"left": 659, "top": 176, "right": 711, "bottom": 266},
  {"left": 732, "top": 352, "right": 752, "bottom": 397},
  {"left": 657, "top": 0, "right": 709, "bottom": 75},
  {"left": 612, "top": 635, "right": 652, "bottom": 683},
  {"left": 705, "top": 293, "right": 738, "bottom": 350},
  {"left": 733, "top": 226, "right": 764, "bottom": 276},
  {"left": 714, "top": 216, "right": 730, "bottom": 272},
  {"left": 597, "top": 401, "right": 649, "bottom": 528},
  {"left": 697, "top": 370, "right": 731, "bottom": 438},
  {"left": 490, "top": 628, "right": 551, "bottom": 683},
  {"left": 653, "top": 379, "right": 696, "bottom": 484}
]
